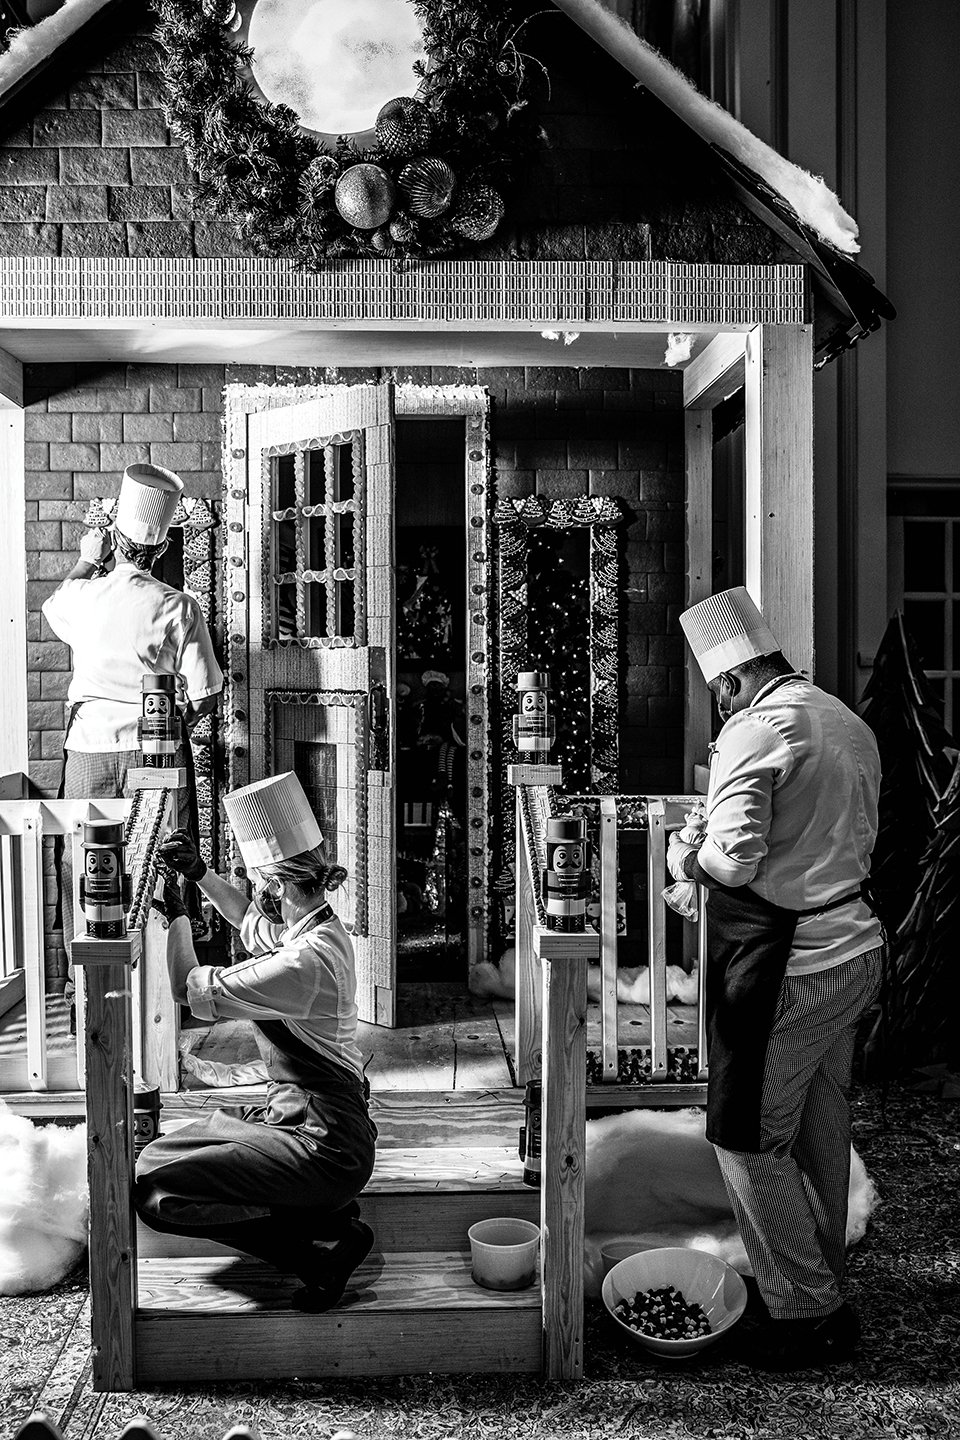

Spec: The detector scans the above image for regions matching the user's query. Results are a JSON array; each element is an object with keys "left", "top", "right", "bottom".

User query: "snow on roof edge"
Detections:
[
  {"left": 0, "top": 0, "right": 117, "bottom": 103},
  {"left": 551, "top": 0, "right": 860, "bottom": 255}
]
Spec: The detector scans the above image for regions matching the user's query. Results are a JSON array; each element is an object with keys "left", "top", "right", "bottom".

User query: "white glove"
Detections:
[
  {"left": 79, "top": 526, "right": 113, "bottom": 566},
  {"left": 667, "top": 832, "right": 700, "bottom": 882}
]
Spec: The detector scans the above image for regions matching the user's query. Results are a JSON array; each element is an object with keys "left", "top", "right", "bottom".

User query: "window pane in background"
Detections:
[
  {"left": 904, "top": 598, "right": 946, "bottom": 670},
  {"left": 306, "top": 448, "right": 325, "bottom": 507},
  {"left": 336, "top": 511, "right": 355, "bottom": 570},
  {"left": 332, "top": 443, "right": 355, "bottom": 504},
  {"left": 335, "top": 581, "right": 355, "bottom": 638},
  {"left": 273, "top": 453, "right": 296, "bottom": 512},
  {"left": 276, "top": 583, "right": 298, "bottom": 639},
  {"left": 305, "top": 582, "right": 327, "bottom": 638},
  {"left": 903, "top": 519, "right": 945, "bottom": 592},
  {"left": 306, "top": 514, "right": 327, "bottom": 572},
  {"left": 275, "top": 516, "right": 297, "bottom": 576},
  {"left": 952, "top": 678, "right": 960, "bottom": 739}
]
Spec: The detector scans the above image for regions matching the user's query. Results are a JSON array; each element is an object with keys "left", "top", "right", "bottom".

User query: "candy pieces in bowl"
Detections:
[{"left": 601, "top": 1246, "right": 747, "bottom": 1359}]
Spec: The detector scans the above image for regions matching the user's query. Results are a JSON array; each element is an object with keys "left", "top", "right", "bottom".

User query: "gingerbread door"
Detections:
[{"left": 224, "top": 383, "right": 397, "bottom": 1027}]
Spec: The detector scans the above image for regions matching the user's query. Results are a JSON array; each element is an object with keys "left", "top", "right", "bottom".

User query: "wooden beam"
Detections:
[
  {"left": 599, "top": 798, "right": 618, "bottom": 1082},
  {"left": 0, "top": 345, "right": 23, "bottom": 408},
  {"left": 20, "top": 806, "right": 45, "bottom": 1093},
  {"left": 683, "top": 410, "right": 714, "bottom": 785},
  {"left": 645, "top": 799, "right": 668, "bottom": 1081},
  {"left": 683, "top": 332, "right": 746, "bottom": 409},
  {"left": 540, "top": 953, "right": 586, "bottom": 1380},
  {"left": 744, "top": 324, "right": 815, "bottom": 677},
  {"left": 514, "top": 793, "right": 541, "bottom": 1086},
  {"left": 71, "top": 932, "right": 140, "bottom": 1392},
  {"left": 0, "top": 408, "right": 25, "bottom": 774}
]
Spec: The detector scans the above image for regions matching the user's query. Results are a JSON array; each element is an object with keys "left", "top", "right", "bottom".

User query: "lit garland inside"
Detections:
[{"left": 525, "top": 530, "right": 591, "bottom": 788}]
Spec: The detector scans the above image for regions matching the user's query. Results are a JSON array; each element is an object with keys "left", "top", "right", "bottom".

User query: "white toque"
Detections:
[
  {"left": 679, "top": 586, "right": 780, "bottom": 682},
  {"left": 114, "top": 463, "right": 184, "bottom": 546},
  {"left": 223, "top": 771, "right": 323, "bottom": 869}
]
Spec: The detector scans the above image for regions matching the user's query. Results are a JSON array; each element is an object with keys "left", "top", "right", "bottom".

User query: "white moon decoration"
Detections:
[{"left": 247, "top": 0, "right": 427, "bottom": 136}]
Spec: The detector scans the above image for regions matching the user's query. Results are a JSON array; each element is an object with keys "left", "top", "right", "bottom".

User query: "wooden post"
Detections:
[
  {"left": 683, "top": 410, "right": 714, "bottom": 788},
  {"left": 508, "top": 765, "right": 560, "bottom": 1086},
  {"left": 514, "top": 792, "right": 541, "bottom": 1086},
  {"left": 71, "top": 932, "right": 140, "bottom": 1393},
  {"left": 744, "top": 324, "right": 815, "bottom": 677},
  {"left": 540, "top": 951, "right": 587, "bottom": 1380},
  {"left": 21, "top": 805, "right": 46, "bottom": 1093},
  {"left": 125, "top": 771, "right": 183, "bottom": 1093},
  {"left": 646, "top": 799, "right": 668, "bottom": 1081},
  {"left": 599, "top": 797, "right": 618, "bottom": 1081}
]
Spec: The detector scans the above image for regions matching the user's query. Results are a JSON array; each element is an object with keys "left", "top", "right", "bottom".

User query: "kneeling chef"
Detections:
[{"left": 135, "top": 771, "right": 377, "bottom": 1311}]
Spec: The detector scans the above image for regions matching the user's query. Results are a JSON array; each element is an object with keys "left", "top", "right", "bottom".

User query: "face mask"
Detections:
[{"left": 253, "top": 879, "right": 283, "bottom": 924}]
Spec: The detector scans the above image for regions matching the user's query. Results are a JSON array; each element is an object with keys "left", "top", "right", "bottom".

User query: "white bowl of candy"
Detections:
[{"left": 602, "top": 1246, "right": 747, "bottom": 1359}]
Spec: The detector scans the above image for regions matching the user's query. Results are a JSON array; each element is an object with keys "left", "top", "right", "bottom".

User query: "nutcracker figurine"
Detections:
[
  {"left": 138, "top": 673, "right": 180, "bottom": 767},
  {"left": 513, "top": 670, "right": 556, "bottom": 763},
  {"left": 80, "top": 820, "right": 131, "bottom": 939},
  {"left": 541, "top": 816, "right": 591, "bottom": 932}
]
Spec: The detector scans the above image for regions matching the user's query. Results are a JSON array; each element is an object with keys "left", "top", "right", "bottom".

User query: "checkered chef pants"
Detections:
[{"left": 713, "top": 945, "right": 884, "bottom": 1321}]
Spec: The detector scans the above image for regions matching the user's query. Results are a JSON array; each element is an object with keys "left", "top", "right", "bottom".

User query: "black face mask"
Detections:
[{"left": 253, "top": 880, "right": 283, "bottom": 924}]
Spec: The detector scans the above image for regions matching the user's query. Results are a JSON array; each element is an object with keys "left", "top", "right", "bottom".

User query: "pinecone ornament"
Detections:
[
  {"left": 375, "top": 97, "right": 434, "bottom": 158},
  {"left": 299, "top": 154, "right": 340, "bottom": 208},
  {"left": 334, "top": 163, "right": 396, "bottom": 230},
  {"left": 369, "top": 226, "right": 396, "bottom": 255},
  {"left": 449, "top": 182, "right": 504, "bottom": 242},
  {"left": 389, "top": 212, "right": 416, "bottom": 245},
  {"left": 398, "top": 156, "right": 456, "bottom": 219}
]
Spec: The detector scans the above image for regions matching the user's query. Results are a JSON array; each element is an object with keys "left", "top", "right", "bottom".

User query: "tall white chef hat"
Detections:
[
  {"left": 114, "top": 463, "right": 184, "bottom": 546},
  {"left": 679, "top": 586, "right": 781, "bottom": 682},
  {"left": 223, "top": 772, "right": 323, "bottom": 870}
]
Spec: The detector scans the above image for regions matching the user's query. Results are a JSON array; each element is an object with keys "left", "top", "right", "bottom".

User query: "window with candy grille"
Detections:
[{"left": 267, "top": 434, "right": 362, "bottom": 645}]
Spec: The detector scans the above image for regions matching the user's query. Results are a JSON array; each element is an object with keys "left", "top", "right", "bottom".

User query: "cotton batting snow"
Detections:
[
  {"left": 470, "top": 949, "right": 700, "bottom": 1006},
  {"left": 0, "top": 0, "right": 115, "bottom": 98},
  {"left": 582, "top": 1107, "right": 878, "bottom": 1297},
  {"left": 0, "top": 1101, "right": 88, "bottom": 1295},
  {"left": 553, "top": 0, "right": 860, "bottom": 253}
]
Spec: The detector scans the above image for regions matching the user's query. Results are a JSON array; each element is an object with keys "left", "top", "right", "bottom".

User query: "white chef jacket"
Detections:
[
  {"left": 697, "top": 677, "right": 883, "bottom": 974},
  {"left": 186, "top": 903, "right": 365, "bottom": 1083},
  {"left": 42, "top": 562, "right": 223, "bottom": 752}
]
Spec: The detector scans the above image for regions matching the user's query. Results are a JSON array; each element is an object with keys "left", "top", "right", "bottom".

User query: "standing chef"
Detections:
[
  {"left": 42, "top": 463, "right": 223, "bottom": 981},
  {"left": 670, "top": 587, "right": 884, "bottom": 1370},
  {"left": 137, "top": 771, "right": 377, "bottom": 1312}
]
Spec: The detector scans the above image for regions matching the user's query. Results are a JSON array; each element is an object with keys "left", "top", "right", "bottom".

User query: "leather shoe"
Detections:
[{"left": 745, "top": 1302, "right": 861, "bottom": 1371}]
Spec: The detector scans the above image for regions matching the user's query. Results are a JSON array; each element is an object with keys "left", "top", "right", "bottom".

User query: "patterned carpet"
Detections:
[{"left": 2, "top": 1083, "right": 957, "bottom": 1440}]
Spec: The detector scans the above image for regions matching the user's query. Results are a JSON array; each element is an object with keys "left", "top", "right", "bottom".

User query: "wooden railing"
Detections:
[{"left": 0, "top": 771, "right": 180, "bottom": 1098}]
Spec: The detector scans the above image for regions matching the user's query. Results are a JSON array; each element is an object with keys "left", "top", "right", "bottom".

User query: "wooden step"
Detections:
[
  {"left": 136, "top": 1145, "right": 540, "bottom": 1258},
  {"left": 134, "top": 1251, "right": 541, "bottom": 1381}
]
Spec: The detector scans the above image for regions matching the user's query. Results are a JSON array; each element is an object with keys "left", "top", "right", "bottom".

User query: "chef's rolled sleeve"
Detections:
[
  {"left": 176, "top": 596, "right": 224, "bottom": 703},
  {"left": 184, "top": 950, "right": 323, "bottom": 1022},
  {"left": 699, "top": 713, "right": 796, "bottom": 889}
]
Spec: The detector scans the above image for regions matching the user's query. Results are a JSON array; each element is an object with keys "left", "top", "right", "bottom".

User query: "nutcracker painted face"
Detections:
[
  {"left": 84, "top": 850, "right": 118, "bottom": 882},
  {"left": 521, "top": 691, "right": 547, "bottom": 715},
  {"left": 143, "top": 693, "right": 172, "bottom": 717},
  {"left": 553, "top": 844, "right": 584, "bottom": 872}
]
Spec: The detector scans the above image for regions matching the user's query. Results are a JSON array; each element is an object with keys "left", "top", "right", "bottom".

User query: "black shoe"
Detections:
[
  {"left": 291, "top": 1219, "right": 375, "bottom": 1313},
  {"left": 746, "top": 1302, "right": 861, "bottom": 1371}
]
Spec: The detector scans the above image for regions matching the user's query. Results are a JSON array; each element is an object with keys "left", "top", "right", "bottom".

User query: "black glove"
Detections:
[
  {"left": 159, "top": 828, "right": 207, "bottom": 883},
  {"left": 152, "top": 881, "right": 188, "bottom": 925}
]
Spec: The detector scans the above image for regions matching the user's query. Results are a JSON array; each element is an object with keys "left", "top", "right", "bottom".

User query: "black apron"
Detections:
[{"left": 702, "top": 671, "right": 871, "bottom": 1151}]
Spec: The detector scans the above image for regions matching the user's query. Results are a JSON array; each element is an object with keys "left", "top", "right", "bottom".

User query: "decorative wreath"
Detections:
[{"left": 153, "top": 0, "right": 543, "bottom": 263}]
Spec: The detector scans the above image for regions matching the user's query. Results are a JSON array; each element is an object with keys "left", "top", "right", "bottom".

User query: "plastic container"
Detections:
[
  {"left": 602, "top": 1246, "right": 747, "bottom": 1359},
  {"left": 467, "top": 1217, "right": 541, "bottom": 1291}
]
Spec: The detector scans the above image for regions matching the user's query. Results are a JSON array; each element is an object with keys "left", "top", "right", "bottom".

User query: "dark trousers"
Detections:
[{"left": 135, "top": 1087, "right": 377, "bottom": 1239}]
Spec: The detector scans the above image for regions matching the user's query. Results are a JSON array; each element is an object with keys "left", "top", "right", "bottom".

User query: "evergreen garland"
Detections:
[{"left": 152, "top": 0, "right": 542, "bottom": 263}]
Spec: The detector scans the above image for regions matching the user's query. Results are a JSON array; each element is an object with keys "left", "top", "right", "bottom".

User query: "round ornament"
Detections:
[
  {"left": 200, "top": 0, "right": 236, "bottom": 22},
  {"left": 399, "top": 156, "right": 456, "bottom": 219},
  {"left": 375, "top": 97, "right": 434, "bottom": 158},
  {"left": 449, "top": 181, "right": 505, "bottom": 242},
  {"left": 369, "top": 226, "right": 396, "bottom": 254},
  {"left": 334, "top": 164, "right": 396, "bottom": 230}
]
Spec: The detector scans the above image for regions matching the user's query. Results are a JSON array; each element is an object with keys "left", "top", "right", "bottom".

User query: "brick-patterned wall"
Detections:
[
  {"left": 0, "top": 17, "right": 775, "bottom": 264},
  {"left": 24, "top": 360, "right": 682, "bottom": 979}
]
